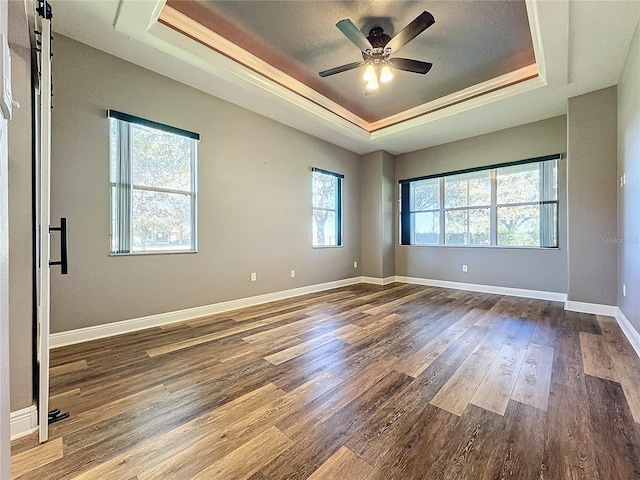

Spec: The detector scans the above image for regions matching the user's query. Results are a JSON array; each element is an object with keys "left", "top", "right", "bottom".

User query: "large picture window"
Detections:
[
  {"left": 109, "top": 110, "right": 199, "bottom": 254},
  {"left": 400, "top": 155, "right": 560, "bottom": 248},
  {"left": 312, "top": 168, "right": 343, "bottom": 247}
]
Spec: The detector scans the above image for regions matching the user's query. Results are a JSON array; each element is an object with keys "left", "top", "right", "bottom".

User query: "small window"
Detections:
[
  {"left": 400, "top": 155, "right": 560, "bottom": 248},
  {"left": 312, "top": 168, "right": 343, "bottom": 247},
  {"left": 109, "top": 110, "right": 199, "bottom": 254}
]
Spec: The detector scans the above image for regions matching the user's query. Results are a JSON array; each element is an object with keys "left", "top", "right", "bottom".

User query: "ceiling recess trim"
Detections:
[
  {"left": 113, "top": 0, "right": 549, "bottom": 142},
  {"left": 158, "top": 4, "right": 369, "bottom": 131},
  {"left": 525, "top": 0, "right": 548, "bottom": 84},
  {"left": 157, "top": 2, "right": 544, "bottom": 134},
  {"left": 369, "top": 65, "right": 539, "bottom": 132},
  {"left": 143, "top": 20, "right": 370, "bottom": 140},
  {"left": 370, "top": 73, "right": 545, "bottom": 140}
]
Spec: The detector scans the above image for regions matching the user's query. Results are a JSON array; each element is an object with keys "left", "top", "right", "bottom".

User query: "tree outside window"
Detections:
[
  {"left": 109, "top": 111, "right": 198, "bottom": 254},
  {"left": 400, "top": 157, "right": 559, "bottom": 248},
  {"left": 312, "top": 169, "right": 343, "bottom": 246}
]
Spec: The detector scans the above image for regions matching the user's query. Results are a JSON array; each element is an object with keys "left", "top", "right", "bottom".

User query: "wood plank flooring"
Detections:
[{"left": 11, "top": 283, "right": 640, "bottom": 479}]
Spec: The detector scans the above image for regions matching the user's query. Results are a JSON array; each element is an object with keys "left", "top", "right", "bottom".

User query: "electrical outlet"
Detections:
[
  {"left": 623, "top": 284, "right": 626, "bottom": 297},
  {"left": 290, "top": 270, "right": 295, "bottom": 278},
  {"left": 251, "top": 272, "right": 256, "bottom": 282},
  {"left": 462, "top": 265, "right": 468, "bottom": 272},
  {"left": 354, "top": 261, "right": 358, "bottom": 268}
]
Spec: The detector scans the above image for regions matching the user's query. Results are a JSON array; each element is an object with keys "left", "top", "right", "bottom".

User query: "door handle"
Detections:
[{"left": 49, "top": 217, "right": 68, "bottom": 274}]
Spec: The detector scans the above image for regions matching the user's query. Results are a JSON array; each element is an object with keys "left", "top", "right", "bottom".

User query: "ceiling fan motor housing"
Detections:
[
  {"left": 363, "top": 27, "right": 392, "bottom": 63},
  {"left": 367, "top": 27, "right": 391, "bottom": 48}
]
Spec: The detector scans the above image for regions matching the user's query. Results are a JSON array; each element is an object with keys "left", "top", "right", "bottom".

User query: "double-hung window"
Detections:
[
  {"left": 312, "top": 167, "right": 343, "bottom": 247},
  {"left": 109, "top": 110, "right": 199, "bottom": 254},
  {"left": 444, "top": 170, "right": 491, "bottom": 245},
  {"left": 496, "top": 161, "right": 558, "bottom": 247},
  {"left": 408, "top": 177, "right": 440, "bottom": 244},
  {"left": 400, "top": 155, "right": 560, "bottom": 248}
]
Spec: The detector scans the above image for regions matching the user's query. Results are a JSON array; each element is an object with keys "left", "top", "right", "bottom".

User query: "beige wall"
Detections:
[
  {"left": 567, "top": 87, "right": 618, "bottom": 306},
  {"left": 50, "top": 35, "right": 361, "bottom": 333},
  {"left": 394, "top": 116, "right": 568, "bottom": 293},
  {"left": 8, "top": 0, "right": 33, "bottom": 413},
  {"left": 618, "top": 21, "right": 640, "bottom": 331}
]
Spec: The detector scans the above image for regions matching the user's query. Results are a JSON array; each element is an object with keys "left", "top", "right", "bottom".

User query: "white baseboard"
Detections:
[
  {"left": 616, "top": 308, "right": 640, "bottom": 359},
  {"left": 50, "top": 277, "right": 362, "bottom": 348},
  {"left": 395, "top": 276, "right": 567, "bottom": 302},
  {"left": 361, "top": 276, "right": 397, "bottom": 286},
  {"left": 51, "top": 273, "right": 634, "bottom": 358},
  {"left": 10, "top": 405, "right": 37, "bottom": 441},
  {"left": 564, "top": 300, "right": 618, "bottom": 316}
]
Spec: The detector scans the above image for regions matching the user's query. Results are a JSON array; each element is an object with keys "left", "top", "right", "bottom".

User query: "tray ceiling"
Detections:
[
  {"left": 48, "top": 0, "right": 640, "bottom": 154},
  {"left": 160, "top": 0, "right": 537, "bottom": 129}
]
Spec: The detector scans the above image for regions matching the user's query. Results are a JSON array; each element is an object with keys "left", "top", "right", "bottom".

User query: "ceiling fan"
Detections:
[{"left": 319, "top": 11, "right": 435, "bottom": 95}]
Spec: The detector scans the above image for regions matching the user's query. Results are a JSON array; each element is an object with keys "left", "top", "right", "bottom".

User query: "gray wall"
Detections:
[
  {"left": 50, "top": 35, "right": 361, "bottom": 333},
  {"left": 8, "top": 14, "right": 33, "bottom": 412},
  {"left": 381, "top": 151, "right": 395, "bottom": 278},
  {"left": 618, "top": 21, "right": 640, "bottom": 331},
  {"left": 394, "top": 116, "right": 568, "bottom": 293},
  {"left": 360, "top": 150, "right": 395, "bottom": 279},
  {"left": 567, "top": 87, "right": 618, "bottom": 306},
  {"left": 360, "top": 151, "right": 383, "bottom": 278}
]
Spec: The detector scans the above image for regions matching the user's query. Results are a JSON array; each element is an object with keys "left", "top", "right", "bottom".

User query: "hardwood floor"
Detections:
[{"left": 10, "top": 283, "right": 640, "bottom": 479}]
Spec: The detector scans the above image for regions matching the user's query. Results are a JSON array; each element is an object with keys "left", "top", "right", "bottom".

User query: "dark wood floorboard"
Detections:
[{"left": 11, "top": 283, "right": 640, "bottom": 479}]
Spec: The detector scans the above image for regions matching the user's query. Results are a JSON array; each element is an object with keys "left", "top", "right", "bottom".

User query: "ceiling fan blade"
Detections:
[
  {"left": 386, "top": 11, "right": 435, "bottom": 53},
  {"left": 390, "top": 58, "right": 433, "bottom": 74},
  {"left": 336, "top": 19, "right": 373, "bottom": 52},
  {"left": 319, "top": 61, "right": 363, "bottom": 77}
]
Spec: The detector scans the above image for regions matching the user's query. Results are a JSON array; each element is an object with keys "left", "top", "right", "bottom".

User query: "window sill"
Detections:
[
  {"left": 398, "top": 244, "right": 560, "bottom": 251},
  {"left": 312, "top": 245, "right": 344, "bottom": 249},
  {"left": 110, "top": 250, "right": 198, "bottom": 257}
]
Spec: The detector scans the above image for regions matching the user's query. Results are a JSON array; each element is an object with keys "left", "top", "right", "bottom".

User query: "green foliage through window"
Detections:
[
  {"left": 109, "top": 111, "right": 198, "bottom": 254},
  {"left": 400, "top": 156, "right": 559, "bottom": 248},
  {"left": 312, "top": 168, "right": 343, "bottom": 246}
]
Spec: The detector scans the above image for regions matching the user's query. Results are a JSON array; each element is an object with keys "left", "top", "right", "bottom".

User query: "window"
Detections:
[
  {"left": 444, "top": 171, "right": 491, "bottom": 245},
  {"left": 312, "top": 168, "right": 343, "bottom": 246},
  {"left": 400, "top": 155, "right": 560, "bottom": 248},
  {"left": 408, "top": 178, "right": 440, "bottom": 244},
  {"left": 109, "top": 110, "right": 199, "bottom": 254}
]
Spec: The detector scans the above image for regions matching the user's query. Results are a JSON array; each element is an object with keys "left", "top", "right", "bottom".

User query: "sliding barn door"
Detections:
[{"left": 34, "top": 0, "right": 64, "bottom": 443}]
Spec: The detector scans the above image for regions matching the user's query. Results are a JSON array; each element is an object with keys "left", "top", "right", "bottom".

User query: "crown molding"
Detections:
[
  {"left": 158, "top": 4, "right": 370, "bottom": 131},
  {"left": 108, "top": 0, "right": 569, "bottom": 153},
  {"left": 141, "top": 1, "right": 546, "bottom": 135}
]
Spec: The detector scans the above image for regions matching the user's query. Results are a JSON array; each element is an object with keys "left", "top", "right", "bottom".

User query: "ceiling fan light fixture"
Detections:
[
  {"left": 380, "top": 65, "right": 393, "bottom": 83},
  {"left": 363, "top": 64, "right": 376, "bottom": 82},
  {"left": 366, "top": 75, "right": 379, "bottom": 92}
]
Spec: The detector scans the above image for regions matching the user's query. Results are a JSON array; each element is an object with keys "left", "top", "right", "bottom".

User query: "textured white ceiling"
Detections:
[{"left": 185, "top": 0, "right": 535, "bottom": 122}]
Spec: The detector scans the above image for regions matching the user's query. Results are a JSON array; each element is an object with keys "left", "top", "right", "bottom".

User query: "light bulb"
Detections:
[
  {"left": 380, "top": 65, "right": 393, "bottom": 83},
  {"left": 363, "top": 64, "right": 376, "bottom": 82},
  {"left": 366, "top": 75, "right": 379, "bottom": 92}
]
